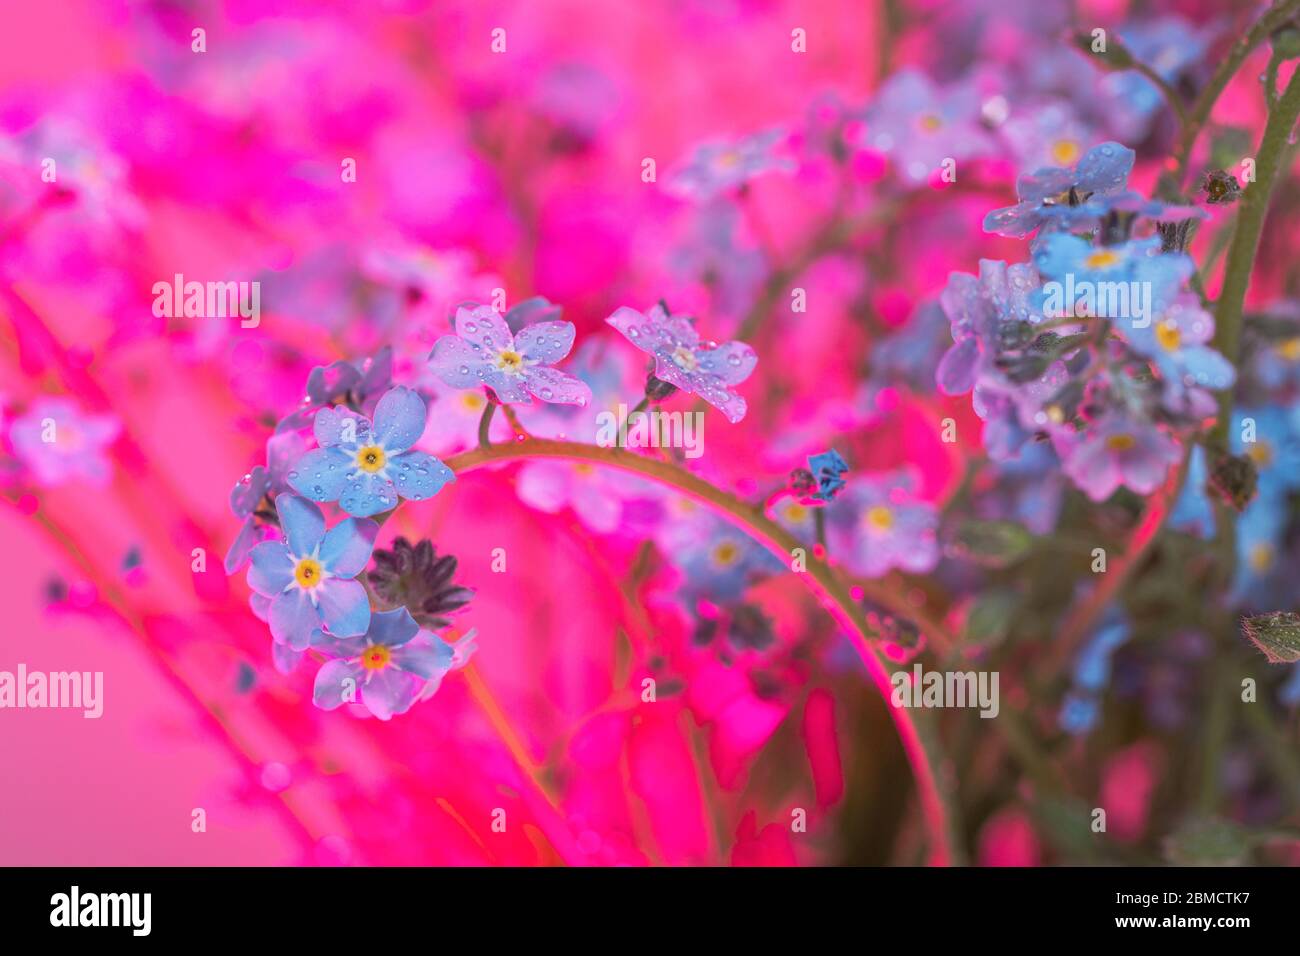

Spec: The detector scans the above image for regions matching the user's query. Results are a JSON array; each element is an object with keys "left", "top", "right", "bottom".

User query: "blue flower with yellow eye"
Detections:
[
  {"left": 289, "top": 386, "right": 455, "bottom": 518},
  {"left": 246, "top": 495, "right": 377, "bottom": 650}
]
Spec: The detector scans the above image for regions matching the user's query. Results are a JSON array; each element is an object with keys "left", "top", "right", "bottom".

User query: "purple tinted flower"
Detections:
[
  {"left": 224, "top": 430, "right": 311, "bottom": 574},
  {"left": 277, "top": 348, "right": 393, "bottom": 433},
  {"left": 936, "top": 259, "right": 1043, "bottom": 397},
  {"left": 826, "top": 473, "right": 939, "bottom": 578},
  {"left": 861, "top": 70, "right": 993, "bottom": 184},
  {"left": 984, "top": 142, "right": 1135, "bottom": 238},
  {"left": 997, "top": 100, "right": 1097, "bottom": 174},
  {"left": 8, "top": 397, "right": 120, "bottom": 487},
  {"left": 665, "top": 128, "right": 794, "bottom": 201},
  {"left": 289, "top": 386, "right": 455, "bottom": 518},
  {"left": 1052, "top": 412, "right": 1181, "bottom": 501},
  {"left": 606, "top": 303, "right": 756, "bottom": 423},
  {"left": 429, "top": 305, "right": 592, "bottom": 407},
  {"left": 246, "top": 495, "right": 377, "bottom": 650},
  {"left": 312, "top": 607, "right": 473, "bottom": 720}
]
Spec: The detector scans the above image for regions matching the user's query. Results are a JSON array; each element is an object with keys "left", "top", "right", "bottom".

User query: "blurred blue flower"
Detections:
[
  {"left": 826, "top": 472, "right": 939, "bottom": 577},
  {"left": 984, "top": 142, "right": 1134, "bottom": 237},
  {"left": 861, "top": 70, "right": 993, "bottom": 184}
]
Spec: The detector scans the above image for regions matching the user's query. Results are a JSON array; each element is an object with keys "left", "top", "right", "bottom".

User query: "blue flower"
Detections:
[
  {"left": 984, "top": 142, "right": 1135, "bottom": 237},
  {"left": 289, "top": 386, "right": 455, "bottom": 518},
  {"left": 1231, "top": 493, "right": 1289, "bottom": 610},
  {"left": 665, "top": 128, "right": 794, "bottom": 201},
  {"left": 312, "top": 607, "right": 475, "bottom": 720},
  {"left": 246, "top": 495, "right": 377, "bottom": 650},
  {"left": 1059, "top": 613, "right": 1131, "bottom": 735},
  {"left": 1125, "top": 295, "right": 1235, "bottom": 395},
  {"left": 861, "top": 70, "right": 993, "bottom": 184},
  {"left": 807, "top": 449, "right": 849, "bottom": 502},
  {"left": 1032, "top": 234, "right": 1192, "bottom": 324},
  {"left": 825, "top": 472, "right": 939, "bottom": 577},
  {"left": 428, "top": 305, "right": 592, "bottom": 407},
  {"left": 1231, "top": 407, "right": 1300, "bottom": 499},
  {"left": 606, "top": 303, "right": 757, "bottom": 423}
]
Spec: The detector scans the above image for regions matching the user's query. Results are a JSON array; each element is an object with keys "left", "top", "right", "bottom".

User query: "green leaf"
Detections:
[
  {"left": 1163, "top": 818, "right": 1251, "bottom": 866},
  {"left": 949, "top": 520, "right": 1034, "bottom": 569},
  {"left": 962, "top": 590, "right": 1020, "bottom": 649},
  {"left": 1242, "top": 611, "right": 1300, "bottom": 664}
]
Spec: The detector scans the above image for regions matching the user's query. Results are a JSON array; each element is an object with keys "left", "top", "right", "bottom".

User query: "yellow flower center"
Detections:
[
  {"left": 573, "top": 462, "right": 595, "bottom": 476},
  {"left": 460, "top": 392, "right": 485, "bottom": 412},
  {"left": 783, "top": 503, "right": 809, "bottom": 523},
  {"left": 355, "top": 445, "right": 386, "bottom": 473},
  {"left": 716, "top": 150, "right": 741, "bottom": 168},
  {"left": 1277, "top": 337, "right": 1300, "bottom": 361},
  {"left": 1155, "top": 320, "right": 1181, "bottom": 352},
  {"left": 711, "top": 541, "right": 741, "bottom": 567},
  {"left": 1084, "top": 250, "right": 1121, "bottom": 270},
  {"left": 495, "top": 349, "right": 525, "bottom": 373},
  {"left": 1249, "top": 543, "right": 1275, "bottom": 573},
  {"left": 919, "top": 114, "right": 943, "bottom": 132},
  {"left": 359, "top": 644, "right": 392, "bottom": 671},
  {"left": 865, "top": 506, "right": 894, "bottom": 532},
  {"left": 671, "top": 345, "right": 698, "bottom": 372},
  {"left": 294, "top": 557, "right": 324, "bottom": 589},
  {"left": 1105, "top": 433, "right": 1136, "bottom": 452},
  {"left": 1247, "top": 441, "right": 1273, "bottom": 467},
  {"left": 1050, "top": 139, "right": 1081, "bottom": 166}
]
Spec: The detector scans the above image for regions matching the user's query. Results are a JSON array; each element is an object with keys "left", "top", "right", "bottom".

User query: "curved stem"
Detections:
[
  {"left": 442, "top": 437, "right": 960, "bottom": 863},
  {"left": 477, "top": 401, "right": 497, "bottom": 448}
]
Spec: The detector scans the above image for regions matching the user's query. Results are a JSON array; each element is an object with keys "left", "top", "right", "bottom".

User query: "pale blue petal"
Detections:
[
  {"left": 369, "top": 607, "right": 420, "bottom": 647},
  {"left": 372, "top": 386, "right": 427, "bottom": 453},
  {"left": 288, "top": 447, "right": 353, "bottom": 503},
  {"left": 224, "top": 516, "right": 261, "bottom": 574},
  {"left": 361, "top": 668, "right": 420, "bottom": 720},
  {"left": 274, "top": 494, "right": 325, "bottom": 557},
  {"left": 429, "top": 335, "right": 491, "bottom": 389},
  {"left": 522, "top": 366, "right": 592, "bottom": 406},
  {"left": 314, "top": 405, "right": 370, "bottom": 448},
  {"left": 269, "top": 588, "right": 320, "bottom": 650},
  {"left": 316, "top": 578, "right": 371, "bottom": 638},
  {"left": 318, "top": 517, "right": 378, "bottom": 577},
  {"left": 514, "top": 320, "right": 576, "bottom": 365},
  {"left": 247, "top": 540, "right": 293, "bottom": 595},
  {"left": 339, "top": 472, "right": 399, "bottom": 517},
  {"left": 388, "top": 450, "right": 456, "bottom": 502},
  {"left": 313, "top": 659, "right": 363, "bottom": 711},
  {"left": 392, "top": 636, "right": 453, "bottom": 678},
  {"left": 455, "top": 305, "right": 514, "bottom": 351}
]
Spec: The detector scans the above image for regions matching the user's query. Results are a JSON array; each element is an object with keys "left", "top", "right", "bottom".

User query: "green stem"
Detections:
[
  {"left": 441, "top": 437, "right": 962, "bottom": 863},
  {"left": 477, "top": 400, "right": 497, "bottom": 448},
  {"left": 1170, "top": 0, "right": 1300, "bottom": 193},
  {"left": 617, "top": 397, "right": 649, "bottom": 449}
]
